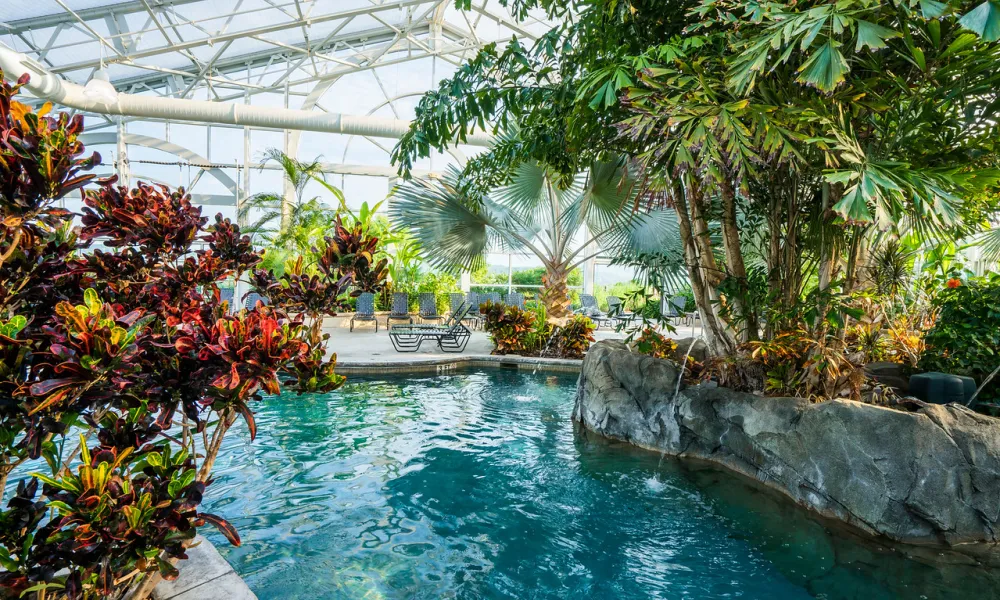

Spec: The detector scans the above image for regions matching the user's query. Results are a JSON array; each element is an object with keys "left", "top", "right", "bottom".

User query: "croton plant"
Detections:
[{"left": 0, "top": 70, "right": 346, "bottom": 599}]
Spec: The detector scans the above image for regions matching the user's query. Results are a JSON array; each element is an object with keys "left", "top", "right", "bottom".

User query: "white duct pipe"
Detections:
[{"left": 0, "top": 47, "right": 493, "bottom": 146}]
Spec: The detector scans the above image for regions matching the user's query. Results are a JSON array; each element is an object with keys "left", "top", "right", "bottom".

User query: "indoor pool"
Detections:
[{"left": 203, "top": 369, "right": 1000, "bottom": 599}]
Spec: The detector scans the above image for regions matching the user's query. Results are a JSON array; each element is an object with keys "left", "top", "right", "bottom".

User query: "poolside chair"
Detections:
[
  {"left": 482, "top": 291, "right": 502, "bottom": 306},
  {"left": 504, "top": 292, "right": 525, "bottom": 310},
  {"left": 386, "top": 292, "right": 413, "bottom": 328},
  {"left": 667, "top": 296, "right": 698, "bottom": 326},
  {"left": 218, "top": 287, "right": 235, "bottom": 312},
  {"left": 606, "top": 295, "right": 637, "bottom": 327},
  {"left": 350, "top": 292, "right": 378, "bottom": 332},
  {"left": 418, "top": 293, "right": 444, "bottom": 324},
  {"left": 576, "top": 294, "right": 612, "bottom": 328},
  {"left": 464, "top": 291, "right": 484, "bottom": 329},
  {"left": 388, "top": 302, "right": 473, "bottom": 353},
  {"left": 244, "top": 292, "right": 269, "bottom": 310}
]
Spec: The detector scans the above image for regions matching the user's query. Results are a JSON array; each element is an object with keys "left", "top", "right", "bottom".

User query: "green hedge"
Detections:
[{"left": 918, "top": 274, "right": 1000, "bottom": 407}]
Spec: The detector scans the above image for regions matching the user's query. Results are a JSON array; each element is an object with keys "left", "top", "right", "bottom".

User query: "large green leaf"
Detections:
[
  {"left": 855, "top": 20, "right": 902, "bottom": 51},
  {"left": 959, "top": 1, "right": 1000, "bottom": 41},
  {"left": 796, "top": 40, "right": 850, "bottom": 91}
]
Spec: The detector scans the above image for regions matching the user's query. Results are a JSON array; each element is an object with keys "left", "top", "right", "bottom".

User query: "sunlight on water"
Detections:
[{"left": 202, "top": 370, "right": 1000, "bottom": 600}]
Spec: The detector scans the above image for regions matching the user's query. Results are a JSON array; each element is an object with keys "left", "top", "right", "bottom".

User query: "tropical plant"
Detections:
[
  {"left": 240, "top": 148, "right": 347, "bottom": 273},
  {"left": 548, "top": 315, "right": 597, "bottom": 359},
  {"left": 392, "top": 0, "right": 1000, "bottom": 359},
  {"left": 632, "top": 328, "right": 678, "bottom": 360},
  {"left": 320, "top": 215, "right": 389, "bottom": 294},
  {"left": 0, "top": 77, "right": 344, "bottom": 600},
  {"left": 249, "top": 255, "right": 353, "bottom": 346},
  {"left": 481, "top": 300, "right": 535, "bottom": 354},
  {"left": 918, "top": 274, "right": 1000, "bottom": 407},
  {"left": 392, "top": 157, "right": 679, "bottom": 322}
]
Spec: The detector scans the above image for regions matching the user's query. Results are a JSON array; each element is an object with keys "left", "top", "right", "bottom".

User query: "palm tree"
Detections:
[
  {"left": 239, "top": 148, "right": 347, "bottom": 272},
  {"left": 391, "top": 157, "right": 681, "bottom": 322}
]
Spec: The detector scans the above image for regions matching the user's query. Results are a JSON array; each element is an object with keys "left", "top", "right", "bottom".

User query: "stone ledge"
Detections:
[
  {"left": 153, "top": 536, "right": 255, "bottom": 600},
  {"left": 574, "top": 340, "right": 1000, "bottom": 546}
]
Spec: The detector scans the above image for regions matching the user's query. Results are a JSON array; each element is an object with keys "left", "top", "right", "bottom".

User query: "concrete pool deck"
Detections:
[{"left": 319, "top": 319, "right": 702, "bottom": 373}]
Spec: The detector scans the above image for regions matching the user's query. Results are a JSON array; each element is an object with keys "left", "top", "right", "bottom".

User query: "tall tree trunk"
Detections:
[
  {"left": 688, "top": 181, "right": 723, "bottom": 287},
  {"left": 674, "top": 184, "right": 738, "bottom": 357},
  {"left": 719, "top": 178, "right": 757, "bottom": 341},
  {"left": 542, "top": 263, "right": 572, "bottom": 324},
  {"left": 764, "top": 173, "right": 784, "bottom": 339},
  {"left": 814, "top": 183, "right": 843, "bottom": 338}
]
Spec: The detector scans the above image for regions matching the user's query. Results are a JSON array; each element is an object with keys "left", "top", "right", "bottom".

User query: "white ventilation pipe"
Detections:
[{"left": 0, "top": 47, "right": 493, "bottom": 146}]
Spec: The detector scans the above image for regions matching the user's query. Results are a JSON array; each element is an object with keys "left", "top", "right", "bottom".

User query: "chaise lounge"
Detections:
[{"left": 388, "top": 302, "right": 473, "bottom": 353}]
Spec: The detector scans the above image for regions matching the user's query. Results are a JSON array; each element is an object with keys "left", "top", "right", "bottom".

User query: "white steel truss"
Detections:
[{"left": 0, "top": 1, "right": 548, "bottom": 212}]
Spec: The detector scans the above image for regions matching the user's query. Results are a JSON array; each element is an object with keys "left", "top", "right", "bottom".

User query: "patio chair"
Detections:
[
  {"left": 576, "top": 294, "right": 613, "bottom": 328},
  {"left": 606, "top": 295, "right": 637, "bottom": 327},
  {"left": 218, "top": 287, "right": 235, "bottom": 312},
  {"left": 388, "top": 302, "right": 473, "bottom": 353},
  {"left": 386, "top": 292, "right": 413, "bottom": 328},
  {"left": 482, "top": 291, "right": 502, "bottom": 306},
  {"left": 668, "top": 296, "right": 698, "bottom": 326},
  {"left": 504, "top": 292, "right": 525, "bottom": 310},
  {"left": 418, "top": 293, "right": 444, "bottom": 324},
  {"left": 244, "top": 292, "right": 269, "bottom": 310},
  {"left": 464, "top": 291, "right": 484, "bottom": 329},
  {"left": 350, "top": 292, "right": 378, "bottom": 332}
]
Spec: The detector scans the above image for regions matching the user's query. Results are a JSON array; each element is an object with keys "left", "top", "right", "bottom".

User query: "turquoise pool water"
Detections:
[{"left": 204, "top": 369, "right": 1000, "bottom": 599}]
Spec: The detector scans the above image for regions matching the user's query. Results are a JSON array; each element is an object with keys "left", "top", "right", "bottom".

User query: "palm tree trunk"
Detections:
[{"left": 542, "top": 263, "right": 572, "bottom": 323}]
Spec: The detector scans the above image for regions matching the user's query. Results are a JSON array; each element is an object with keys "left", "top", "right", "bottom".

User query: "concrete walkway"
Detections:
[{"left": 322, "top": 318, "right": 702, "bottom": 365}]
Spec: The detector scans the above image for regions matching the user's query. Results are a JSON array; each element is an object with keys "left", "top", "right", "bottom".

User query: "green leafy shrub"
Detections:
[{"left": 918, "top": 274, "right": 1000, "bottom": 407}]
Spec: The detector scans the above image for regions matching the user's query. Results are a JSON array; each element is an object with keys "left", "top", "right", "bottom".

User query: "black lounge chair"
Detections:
[
  {"left": 388, "top": 302, "right": 473, "bottom": 353},
  {"left": 504, "top": 292, "right": 525, "bottom": 310},
  {"left": 576, "top": 294, "right": 612, "bottom": 328},
  {"left": 464, "top": 292, "right": 484, "bottom": 329},
  {"left": 386, "top": 292, "right": 413, "bottom": 327},
  {"left": 218, "top": 287, "right": 235, "bottom": 313},
  {"left": 351, "top": 292, "right": 378, "bottom": 332},
  {"left": 418, "top": 293, "right": 444, "bottom": 323},
  {"left": 606, "top": 295, "right": 637, "bottom": 327}
]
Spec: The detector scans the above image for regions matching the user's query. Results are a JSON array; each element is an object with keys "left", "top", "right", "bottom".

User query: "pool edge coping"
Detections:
[{"left": 153, "top": 536, "right": 257, "bottom": 600}]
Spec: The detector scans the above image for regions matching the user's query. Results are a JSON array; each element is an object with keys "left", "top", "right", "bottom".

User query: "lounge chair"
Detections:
[
  {"left": 666, "top": 296, "right": 694, "bottom": 326},
  {"left": 482, "top": 291, "right": 502, "bottom": 306},
  {"left": 388, "top": 302, "right": 473, "bottom": 353},
  {"left": 464, "top": 291, "right": 484, "bottom": 329},
  {"left": 244, "top": 292, "right": 269, "bottom": 310},
  {"left": 504, "top": 292, "right": 525, "bottom": 310},
  {"left": 386, "top": 292, "right": 413, "bottom": 328},
  {"left": 418, "top": 293, "right": 444, "bottom": 324},
  {"left": 218, "top": 287, "right": 235, "bottom": 313},
  {"left": 350, "top": 292, "right": 378, "bottom": 332},
  {"left": 606, "top": 295, "right": 637, "bottom": 327},
  {"left": 576, "top": 294, "right": 612, "bottom": 328}
]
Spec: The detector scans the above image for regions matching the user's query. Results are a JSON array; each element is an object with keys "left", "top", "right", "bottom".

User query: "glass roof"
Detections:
[{"left": 0, "top": 1, "right": 552, "bottom": 221}]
